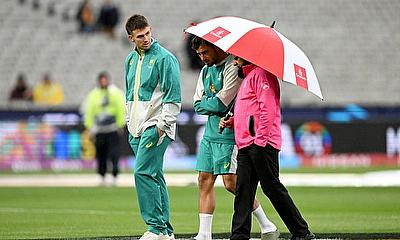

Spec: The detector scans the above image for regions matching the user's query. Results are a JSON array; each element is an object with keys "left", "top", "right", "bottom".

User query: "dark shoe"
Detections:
[{"left": 290, "top": 232, "right": 315, "bottom": 240}]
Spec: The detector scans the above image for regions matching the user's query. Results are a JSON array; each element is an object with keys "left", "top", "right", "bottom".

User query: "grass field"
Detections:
[{"left": 1, "top": 186, "right": 400, "bottom": 239}]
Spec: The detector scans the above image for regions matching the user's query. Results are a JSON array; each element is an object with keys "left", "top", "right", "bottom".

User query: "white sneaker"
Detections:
[
  {"left": 139, "top": 231, "right": 170, "bottom": 240},
  {"left": 99, "top": 176, "right": 106, "bottom": 186},
  {"left": 194, "top": 233, "right": 212, "bottom": 240},
  {"left": 169, "top": 233, "right": 175, "bottom": 240},
  {"left": 261, "top": 230, "right": 280, "bottom": 240},
  {"left": 111, "top": 176, "right": 118, "bottom": 187}
]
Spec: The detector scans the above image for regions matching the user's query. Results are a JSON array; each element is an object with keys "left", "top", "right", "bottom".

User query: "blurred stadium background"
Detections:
[
  {"left": 1, "top": 0, "right": 399, "bottom": 173},
  {"left": 0, "top": 0, "right": 400, "bottom": 239}
]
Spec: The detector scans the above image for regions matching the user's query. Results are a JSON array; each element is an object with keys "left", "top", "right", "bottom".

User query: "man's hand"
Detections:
[
  {"left": 88, "top": 132, "right": 96, "bottom": 142},
  {"left": 219, "top": 117, "right": 233, "bottom": 129},
  {"left": 157, "top": 127, "right": 164, "bottom": 137}
]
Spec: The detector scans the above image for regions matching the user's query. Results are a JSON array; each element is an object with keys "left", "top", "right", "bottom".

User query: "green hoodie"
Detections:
[{"left": 193, "top": 55, "right": 241, "bottom": 144}]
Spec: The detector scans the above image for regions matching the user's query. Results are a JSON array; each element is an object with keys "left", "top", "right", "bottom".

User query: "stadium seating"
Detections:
[{"left": 0, "top": 0, "right": 399, "bottom": 108}]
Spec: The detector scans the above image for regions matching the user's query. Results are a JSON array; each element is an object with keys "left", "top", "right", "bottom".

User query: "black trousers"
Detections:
[
  {"left": 95, "top": 131, "right": 120, "bottom": 177},
  {"left": 230, "top": 144, "right": 310, "bottom": 240}
]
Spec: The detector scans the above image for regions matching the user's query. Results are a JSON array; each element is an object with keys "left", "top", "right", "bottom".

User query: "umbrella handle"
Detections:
[{"left": 218, "top": 111, "right": 233, "bottom": 134}]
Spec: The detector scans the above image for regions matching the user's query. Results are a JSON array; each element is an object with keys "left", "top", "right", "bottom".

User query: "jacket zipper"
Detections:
[{"left": 133, "top": 51, "right": 144, "bottom": 136}]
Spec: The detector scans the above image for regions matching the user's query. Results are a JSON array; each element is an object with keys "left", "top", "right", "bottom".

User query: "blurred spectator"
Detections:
[
  {"left": 76, "top": 0, "right": 96, "bottom": 33},
  {"left": 32, "top": 0, "right": 40, "bottom": 10},
  {"left": 83, "top": 72, "right": 125, "bottom": 186},
  {"left": 62, "top": 7, "right": 71, "bottom": 22},
  {"left": 97, "top": 0, "right": 120, "bottom": 39},
  {"left": 33, "top": 73, "right": 64, "bottom": 106},
  {"left": 47, "top": 2, "right": 56, "bottom": 17},
  {"left": 9, "top": 73, "right": 33, "bottom": 102},
  {"left": 185, "top": 33, "right": 203, "bottom": 70}
]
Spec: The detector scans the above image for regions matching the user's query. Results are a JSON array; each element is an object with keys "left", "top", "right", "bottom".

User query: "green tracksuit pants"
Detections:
[{"left": 128, "top": 126, "right": 173, "bottom": 235}]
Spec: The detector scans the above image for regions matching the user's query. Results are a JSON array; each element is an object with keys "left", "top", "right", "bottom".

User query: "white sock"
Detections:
[
  {"left": 253, "top": 205, "right": 277, "bottom": 233},
  {"left": 196, "top": 213, "right": 213, "bottom": 239}
]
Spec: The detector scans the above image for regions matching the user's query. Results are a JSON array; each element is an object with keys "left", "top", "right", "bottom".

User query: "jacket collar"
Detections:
[
  {"left": 241, "top": 64, "right": 257, "bottom": 77},
  {"left": 215, "top": 54, "right": 232, "bottom": 67}
]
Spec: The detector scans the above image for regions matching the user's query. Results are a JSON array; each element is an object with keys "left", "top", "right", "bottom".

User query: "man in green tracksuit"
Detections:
[{"left": 124, "top": 14, "right": 181, "bottom": 240}]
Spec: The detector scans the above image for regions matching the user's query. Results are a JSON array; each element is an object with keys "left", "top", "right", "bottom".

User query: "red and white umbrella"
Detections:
[{"left": 185, "top": 16, "right": 323, "bottom": 100}]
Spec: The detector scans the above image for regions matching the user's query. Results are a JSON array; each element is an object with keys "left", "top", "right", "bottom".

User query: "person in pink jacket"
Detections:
[{"left": 220, "top": 56, "right": 314, "bottom": 240}]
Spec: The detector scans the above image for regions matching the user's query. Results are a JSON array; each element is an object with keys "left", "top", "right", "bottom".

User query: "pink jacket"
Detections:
[{"left": 233, "top": 64, "right": 282, "bottom": 150}]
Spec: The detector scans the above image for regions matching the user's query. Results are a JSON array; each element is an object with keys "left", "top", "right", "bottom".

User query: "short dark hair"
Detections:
[
  {"left": 191, "top": 36, "right": 214, "bottom": 50},
  {"left": 98, "top": 71, "right": 109, "bottom": 80},
  {"left": 125, "top": 14, "right": 149, "bottom": 35}
]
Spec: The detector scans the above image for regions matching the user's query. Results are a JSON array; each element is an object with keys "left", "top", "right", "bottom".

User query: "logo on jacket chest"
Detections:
[
  {"left": 205, "top": 73, "right": 222, "bottom": 94},
  {"left": 147, "top": 59, "right": 155, "bottom": 69},
  {"left": 209, "top": 83, "right": 216, "bottom": 94}
]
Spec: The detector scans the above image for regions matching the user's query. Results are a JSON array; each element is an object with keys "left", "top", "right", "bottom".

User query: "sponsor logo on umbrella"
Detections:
[
  {"left": 203, "top": 27, "right": 231, "bottom": 43},
  {"left": 294, "top": 64, "right": 308, "bottom": 89}
]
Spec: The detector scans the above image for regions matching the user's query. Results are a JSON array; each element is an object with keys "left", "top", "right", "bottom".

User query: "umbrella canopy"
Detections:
[{"left": 185, "top": 16, "right": 323, "bottom": 100}]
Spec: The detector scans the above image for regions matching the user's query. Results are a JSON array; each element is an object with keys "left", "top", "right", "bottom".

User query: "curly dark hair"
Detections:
[{"left": 191, "top": 36, "right": 214, "bottom": 50}]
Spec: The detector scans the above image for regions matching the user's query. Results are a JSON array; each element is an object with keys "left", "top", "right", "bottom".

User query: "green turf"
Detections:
[{"left": 0, "top": 186, "right": 399, "bottom": 239}]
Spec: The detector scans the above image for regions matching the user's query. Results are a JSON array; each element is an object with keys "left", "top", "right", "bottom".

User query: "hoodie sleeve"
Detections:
[
  {"left": 194, "top": 95, "right": 226, "bottom": 114},
  {"left": 157, "top": 54, "right": 182, "bottom": 132},
  {"left": 193, "top": 68, "right": 208, "bottom": 115},
  {"left": 124, "top": 52, "right": 135, "bottom": 102},
  {"left": 194, "top": 60, "right": 240, "bottom": 115},
  {"left": 216, "top": 59, "right": 241, "bottom": 107},
  {"left": 192, "top": 68, "right": 217, "bottom": 115},
  {"left": 252, "top": 69, "right": 279, "bottom": 147},
  {"left": 124, "top": 52, "right": 135, "bottom": 125}
]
